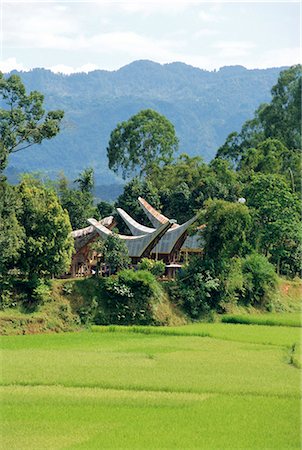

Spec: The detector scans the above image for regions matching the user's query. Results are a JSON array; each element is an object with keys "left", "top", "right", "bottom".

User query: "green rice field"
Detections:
[{"left": 1, "top": 321, "right": 301, "bottom": 449}]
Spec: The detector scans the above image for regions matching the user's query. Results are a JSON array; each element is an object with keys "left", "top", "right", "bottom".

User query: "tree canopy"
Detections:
[
  {"left": 217, "top": 65, "right": 301, "bottom": 165},
  {"left": 107, "top": 109, "right": 179, "bottom": 178},
  {"left": 17, "top": 176, "right": 73, "bottom": 278},
  {"left": 0, "top": 73, "right": 64, "bottom": 172},
  {"left": 58, "top": 170, "right": 98, "bottom": 230},
  {"left": 244, "top": 174, "right": 301, "bottom": 276}
]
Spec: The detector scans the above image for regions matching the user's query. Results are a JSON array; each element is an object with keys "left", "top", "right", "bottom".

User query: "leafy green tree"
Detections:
[
  {"left": 74, "top": 167, "right": 94, "bottom": 193},
  {"left": 202, "top": 199, "right": 252, "bottom": 274},
  {"left": 137, "top": 258, "right": 165, "bottom": 277},
  {"left": 100, "top": 234, "right": 130, "bottom": 274},
  {"left": 222, "top": 253, "right": 277, "bottom": 309},
  {"left": 217, "top": 65, "right": 301, "bottom": 164},
  {"left": 245, "top": 174, "right": 301, "bottom": 276},
  {"left": 148, "top": 154, "right": 241, "bottom": 220},
  {"left": 174, "top": 255, "right": 220, "bottom": 319},
  {"left": 0, "top": 178, "right": 24, "bottom": 276},
  {"left": 103, "top": 269, "right": 158, "bottom": 325},
  {"left": 162, "top": 182, "right": 193, "bottom": 224},
  {"left": 107, "top": 109, "right": 179, "bottom": 178},
  {"left": 16, "top": 176, "right": 73, "bottom": 279},
  {"left": 149, "top": 153, "right": 206, "bottom": 192},
  {"left": 259, "top": 65, "right": 301, "bottom": 150},
  {"left": 238, "top": 138, "right": 300, "bottom": 192},
  {"left": 241, "top": 253, "right": 277, "bottom": 307},
  {"left": 195, "top": 158, "right": 241, "bottom": 206},
  {"left": 96, "top": 200, "right": 113, "bottom": 219},
  {"left": 58, "top": 172, "right": 98, "bottom": 230},
  {"left": 0, "top": 73, "right": 64, "bottom": 172}
]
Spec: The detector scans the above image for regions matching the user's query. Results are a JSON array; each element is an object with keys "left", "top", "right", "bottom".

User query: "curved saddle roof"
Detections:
[
  {"left": 117, "top": 205, "right": 200, "bottom": 254},
  {"left": 138, "top": 197, "right": 179, "bottom": 229},
  {"left": 71, "top": 216, "right": 116, "bottom": 251},
  {"left": 87, "top": 218, "right": 173, "bottom": 258}
]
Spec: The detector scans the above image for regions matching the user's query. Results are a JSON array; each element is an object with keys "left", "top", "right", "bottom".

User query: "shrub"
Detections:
[
  {"left": 137, "top": 258, "right": 165, "bottom": 277},
  {"left": 103, "top": 269, "right": 160, "bottom": 325},
  {"left": 31, "top": 279, "right": 52, "bottom": 304},
  {"left": 174, "top": 257, "right": 220, "bottom": 319},
  {"left": 241, "top": 253, "right": 277, "bottom": 307}
]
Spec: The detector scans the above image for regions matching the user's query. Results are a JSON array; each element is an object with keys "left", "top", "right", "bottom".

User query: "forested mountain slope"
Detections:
[{"left": 5, "top": 60, "right": 284, "bottom": 184}]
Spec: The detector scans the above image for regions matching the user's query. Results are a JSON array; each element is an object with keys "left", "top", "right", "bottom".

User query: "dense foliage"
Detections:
[
  {"left": 137, "top": 258, "right": 166, "bottom": 277},
  {"left": 101, "top": 270, "right": 160, "bottom": 325},
  {"left": 16, "top": 176, "right": 73, "bottom": 279},
  {"left": 97, "top": 234, "right": 131, "bottom": 275},
  {"left": 0, "top": 176, "right": 73, "bottom": 308},
  {"left": 107, "top": 109, "right": 178, "bottom": 178},
  {"left": 58, "top": 170, "right": 98, "bottom": 229}
]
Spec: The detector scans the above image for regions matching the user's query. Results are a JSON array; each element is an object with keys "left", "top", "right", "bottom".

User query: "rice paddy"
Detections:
[{"left": 1, "top": 321, "right": 301, "bottom": 449}]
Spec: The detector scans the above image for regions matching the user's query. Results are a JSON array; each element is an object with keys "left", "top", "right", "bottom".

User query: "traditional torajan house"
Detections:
[
  {"left": 70, "top": 216, "right": 116, "bottom": 277},
  {"left": 69, "top": 197, "right": 204, "bottom": 278}
]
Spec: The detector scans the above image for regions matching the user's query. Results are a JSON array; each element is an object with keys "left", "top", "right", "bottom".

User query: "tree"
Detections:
[
  {"left": 96, "top": 200, "right": 113, "bottom": 219},
  {"left": 241, "top": 253, "right": 277, "bottom": 307},
  {"left": 74, "top": 167, "right": 94, "bottom": 193},
  {"left": 16, "top": 176, "right": 73, "bottom": 279},
  {"left": 163, "top": 182, "right": 193, "bottom": 224},
  {"left": 107, "top": 109, "right": 179, "bottom": 178},
  {"left": 147, "top": 154, "right": 241, "bottom": 220},
  {"left": 238, "top": 138, "right": 300, "bottom": 192},
  {"left": 244, "top": 174, "right": 301, "bottom": 276},
  {"left": 100, "top": 234, "right": 130, "bottom": 274},
  {"left": 58, "top": 171, "right": 98, "bottom": 230},
  {"left": 202, "top": 199, "right": 252, "bottom": 274},
  {"left": 0, "top": 178, "right": 24, "bottom": 276},
  {"left": 196, "top": 158, "right": 241, "bottom": 205},
  {"left": 0, "top": 73, "right": 64, "bottom": 172},
  {"left": 216, "top": 65, "right": 301, "bottom": 165},
  {"left": 259, "top": 65, "right": 301, "bottom": 150}
]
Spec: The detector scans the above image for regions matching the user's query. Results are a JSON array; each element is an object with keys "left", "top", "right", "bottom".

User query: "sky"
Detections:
[{"left": 0, "top": 0, "right": 300, "bottom": 74}]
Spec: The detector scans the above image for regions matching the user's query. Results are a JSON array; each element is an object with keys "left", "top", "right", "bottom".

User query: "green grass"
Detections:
[
  {"left": 92, "top": 321, "right": 301, "bottom": 346},
  {"left": 221, "top": 312, "right": 301, "bottom": 327},
  {"left": 1, "top": 322, "right": 301, "bottom": 449}
]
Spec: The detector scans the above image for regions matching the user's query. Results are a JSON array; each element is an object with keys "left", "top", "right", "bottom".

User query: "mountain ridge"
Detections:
[{"left": 5, "top": 60, "right": 286, "bottom": 185}]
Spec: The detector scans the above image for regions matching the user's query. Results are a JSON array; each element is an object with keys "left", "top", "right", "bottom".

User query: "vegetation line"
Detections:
[
  {"left": 221, "top": 315, "right": 301, "bottom": 328},
  {"left": 91, "top": 325, "right": 211, "bottom": 338},
  {"left": 1, "top": 382, "right": 299, "bottom": 400},
  {"left": 90, "top": 325, "right": 290, "bottom": 348}
]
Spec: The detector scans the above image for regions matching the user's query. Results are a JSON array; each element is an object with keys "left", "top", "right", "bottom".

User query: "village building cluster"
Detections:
[{"left": 70, "top": 197, "right": 203, "bottom": 278}]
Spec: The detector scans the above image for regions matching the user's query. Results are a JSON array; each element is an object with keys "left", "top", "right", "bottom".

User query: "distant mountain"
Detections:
[{"left": 5, "top": 60, "right": 285, "bottom": 186}]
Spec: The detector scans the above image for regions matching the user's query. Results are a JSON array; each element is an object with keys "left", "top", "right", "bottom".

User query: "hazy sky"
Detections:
[{"left": 1, "top": 0, "right": 300, "bottom": 73}]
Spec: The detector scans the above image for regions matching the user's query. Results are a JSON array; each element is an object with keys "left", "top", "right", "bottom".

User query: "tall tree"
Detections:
[
  {"left": 17, "top": 176, "right": 73, "bottom": 278},
  {"left": 202, "top": 199, "right": 252, "bottom": 274},
  {"left": 74, "top": 167, "right": 94, "bottom": 193},
  {"left": 58, "top": 171, "right": 98, "bottom": 230},
  {"left": 244, "top": 174, "right": 301, "bottom": 276},
  {"left": 99, "top": 234, "right": 130, "bottom": 275},
  {"left": 217, "top": 65, "right": 301, "bottom": 165},
  {"left": 107, "top": 109, "right": 178, "bottom": 178},
  {"left": 0, "top": 73, "right": 64, "bottom": 172},
  {"left": 238, "top": 138, "right": 300, "bottom": 192},
  {"left": 0, "top": 178, "right": 24, "bottom": 276}
]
